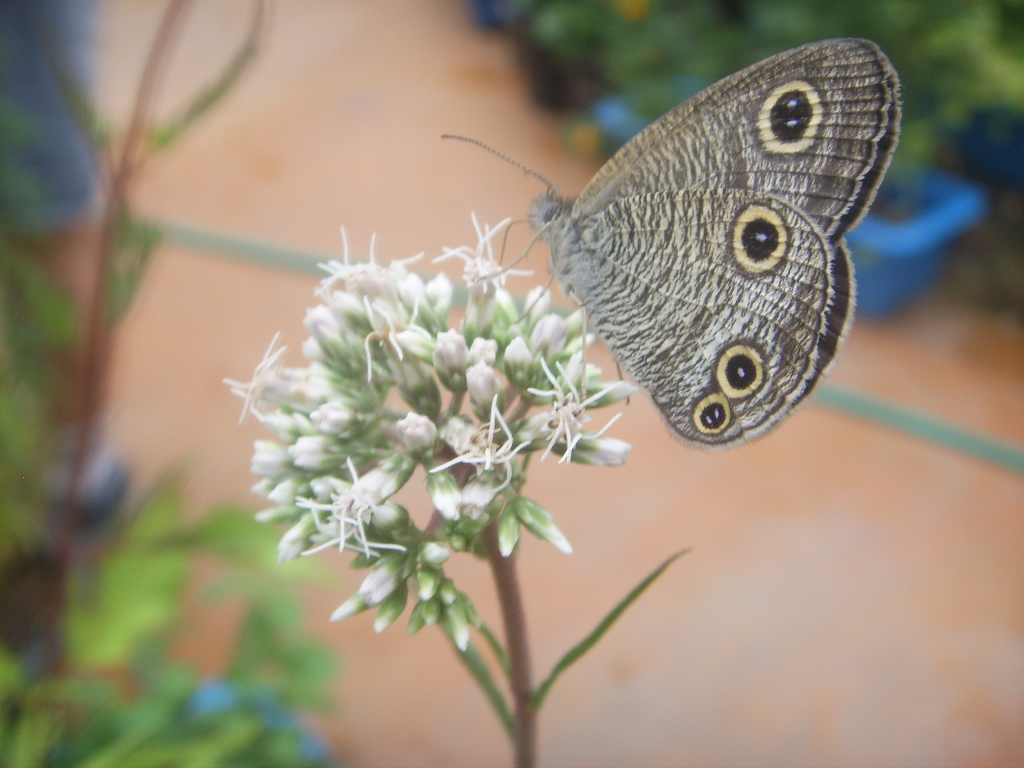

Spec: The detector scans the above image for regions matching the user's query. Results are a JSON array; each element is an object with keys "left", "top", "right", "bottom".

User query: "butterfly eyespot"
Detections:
[
  {"left": 757, "top": 80, "right": 822, "bottom": 153},
  {"left": 693, "top": 393, "right": 731, "bottom": 435},
  {"left": 732, "top": 205, "right": 788, "bottom": 272},
  {"left": 716, "top": 344, "right": 764, "bottom": 399}
]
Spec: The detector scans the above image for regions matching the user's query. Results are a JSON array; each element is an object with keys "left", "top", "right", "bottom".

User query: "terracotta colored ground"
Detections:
[{"left": 98, "top": 2, "right": 1023, "bottom": 766}]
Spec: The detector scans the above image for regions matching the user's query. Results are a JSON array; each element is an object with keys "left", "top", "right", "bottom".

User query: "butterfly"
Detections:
[{"left": 530, "top": 38, "right": 900, "bottom": 449}]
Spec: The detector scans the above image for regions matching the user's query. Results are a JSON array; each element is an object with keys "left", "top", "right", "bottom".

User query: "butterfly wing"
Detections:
[
  {"left": 569, "top": 188, "right": 841, "bottom": 448},
  {"left": 573, "top": 38, "right": 900, "bottom": 243}
]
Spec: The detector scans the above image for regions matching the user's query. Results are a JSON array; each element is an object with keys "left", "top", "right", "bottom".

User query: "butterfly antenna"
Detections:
[
  {"left": 499, "top": 220, "right": 552, "bottom": 281},
  {"left": 496, "top": 218, "right": 519, "bottom": 266},
  {"left": 441, "top": 134, "right": 560, "bottom": 196},
  {"left": 614, "top": 359, "right": 632, "bottom": 405}
]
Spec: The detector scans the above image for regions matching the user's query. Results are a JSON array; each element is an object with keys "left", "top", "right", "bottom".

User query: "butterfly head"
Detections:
[{"left": 528, "top": 192, "right": 571, "bottom": 238}]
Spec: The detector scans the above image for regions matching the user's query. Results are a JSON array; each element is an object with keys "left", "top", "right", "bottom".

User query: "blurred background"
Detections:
[{"left": 1, "top": 1, "right": 1022, "bottom": 766}]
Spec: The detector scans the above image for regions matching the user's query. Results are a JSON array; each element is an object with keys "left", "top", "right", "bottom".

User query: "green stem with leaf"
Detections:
[{"left": 456, "top": 505, "right": 688, "bottom": 768}]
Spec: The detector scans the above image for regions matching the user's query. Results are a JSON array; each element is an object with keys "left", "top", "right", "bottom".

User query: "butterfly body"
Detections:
[{"left": 532, "top": 39, "right": 900, "bottom": 449}]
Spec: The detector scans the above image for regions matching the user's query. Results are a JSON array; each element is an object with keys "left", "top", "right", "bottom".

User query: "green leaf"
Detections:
[
  {"left": 531, "top": 549, "right": 689, "bottom": 711},
  {"left": 0, "top": 642, "right": 22, "bottom": 687},
  {"left": 448, "top": 638, "right": 515, "bottom": 743},
  {"left": 187, "top": 504, "right": 326, "bottom": 583},
  {"left": 148, "top": 0, "right": 267, "bottom": 150},
  {"left": 406, "top": 599, "right": 429, "bottom": 635},
  {"left": 108, "top": 208, "right": 162, "bottom": 323},
  {"left": 65, "top": 490, "right": 191, "bottom": 670},
  {"left": 477, "top": 621, "right": 509, "bottom": 679},
  {"left": 509, "top": 495, "right": 572, "bottom": 554},
  {"left": 374, "top": 580, "right": 409, "bottom": 633},
  {"left": 496, "top": 504, "right": 520, "bottom": 556},
  {"left": 7, "top": 708, "right": 64, "bottom": 768},
  {"left": 227, "top": 599, "right": 336, "bottom": 712}
]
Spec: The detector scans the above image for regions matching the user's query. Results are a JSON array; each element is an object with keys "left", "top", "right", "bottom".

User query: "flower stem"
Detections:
[
  {"left": 47, "top": 0, "right": 195, "bottom": 677},
  {"left": 484, "top": 521, "right": 536, "bottom": 768}
]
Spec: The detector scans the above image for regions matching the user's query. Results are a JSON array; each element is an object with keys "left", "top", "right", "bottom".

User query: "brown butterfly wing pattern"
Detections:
[
  {"left": 573, "top": 38, "right": 900, "bottom": 239},
  {"left": 541, "top": 38, "right": 901, "bottom": 448}
]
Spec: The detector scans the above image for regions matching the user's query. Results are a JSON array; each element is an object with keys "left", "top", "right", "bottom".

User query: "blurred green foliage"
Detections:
[
  {"left": 518, "top": 0, "right": 1024, "bottom": 170},
  {"left": 0, "top": 485, "right": 338, "bottom": 768},
  {"left": 1, "top": 3, "right": 339, "bottom": 766}
]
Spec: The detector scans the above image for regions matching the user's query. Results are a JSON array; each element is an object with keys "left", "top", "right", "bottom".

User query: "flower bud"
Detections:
[
  {"left": 563, "top": 330, "right": 595, "bottom": 358},
  {"left": 438, "top": 580, "right": 458, "bottom": 606},
  {"left": 502, "top": 335, "right": 535, "bottom": 391},
  {"left": 469, "top": 337, "right": 498, "bottom": 366},
  {"left": 390, "top": 356, "right": 442, "bottom": 418},
  {"left": 288, "top": 435, "right": 333, "bottom": 470},
  {"left": 302, "top": 336, "right": 326, "bottom": 362},
  {"left": 566, "top": 308, "right": 585, "bottom": 337},
  {"left": 311, "top": 401, "right": 356, "bottom": 434},
  {"left": 586, "top": 380, "right": 637, "bottom": 407},
  {"left": 572, "top": 436, "right": 632, "bottom": 466},
  {"left": 531, "top": 314, "right": 568, "bottom": 358},
  {"left": 396, "top": 272, "right": 426, "bottom": 311},
  {"left": 276, "top": 369, "right": 334, "bottom": 411},
  {"left": 330, "top": 593, "right": 369, "bottom": 622},
  {"left": 420, "top": 542, "right": 451, "bottom": 565},
  {"left": 309, "top": 475, "right": 349, "bottom": 501},
  {"left": 360, "top": 453, "right": 416, "bottom": 501},
  {"left": 373, "top": 580, "right": 409, "bottom": 632},
  {"left": 408, "top": 598, "right": 441, "bottom": 634},
  {"left": 433, "top": 329, "right": 469, "bottom": 391},
  {"left": 425, "top": 469, "right": 461, "bottom": 519},
  {"left": 254, "top": 506, "right": 300, "bottom": 524},
  {"left": 466, "top": 361, "right": 502, "bottom": 415},
  {"left": 278, "top": 514, "right": 316, "bottom": 562},
  {"left": 416, "top": 567, "right": 441, "bottom": 600},
  {"left": 371, "top": 501, "right": 407, "bottom": 529},
  {"left": 517, "top": 411, "right": 555, "bottom": 446},
  {"left": 358, "top": 557, "right": 404, "bottom": 605},
  {"left": 395, "top": 412, "right": 438, "bottom": 452},
  {"left": 497, "top": 508, "right": 521, "bottom": 556},
  {"left": 251, "top": 478, "right": 274, "bottom": 499},
  {"left": 525, "top": 286, "right": 551, "bottom": 325},
  {"left": 407, "top": 601, "right": 427, "bottom": 635},
  {"left": 465, "top": 280, "right": 496, "bottom": 340},
  {"left": 257, "top": 412, "right": 302, "bottom": 442},
  {"left": 443, "top": 601, "right": 470, "bottom": 651},
  {"left": 425, "top": 272, "right": 453, "bottom": 319},
  {"left": 304, "top": 304, "right": 341, "bottom": 347},
  {"left": 395, "top": 326, "right": 435, "bottom": 362},
  {"left": 562, "top": 351, "right": 585, "bottom": 391},
  {"left": 493, "top": 288, "right": 519, "bottom": 331},
  {"left": 351, "top": 267, "right": 400, "bottom": 308},
  {"left": 460, "top": 475, "right": 501, "bottom": 519},
  {"left": 252, "top": 440, "right": 289, "bottom": 479},
  {"left": 268, "top": 478, "right": 300, "bottom": 506},
  {"left": 329, "top": 290, "right": 367, "bottom": 326}
]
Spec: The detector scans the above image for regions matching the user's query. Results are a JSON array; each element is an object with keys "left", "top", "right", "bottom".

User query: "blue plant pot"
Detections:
[
  {"left": 467, "top": 0, "right": 510, "bottom": 29},
  {"left": 188, "top": 679, "right": 341, "bottom": 766},
  {"left": 847, "top": 169, "right": 987, "bottom": 318},
  {"left": 591, "top": 94, "right": 653, "bottom": 148}
]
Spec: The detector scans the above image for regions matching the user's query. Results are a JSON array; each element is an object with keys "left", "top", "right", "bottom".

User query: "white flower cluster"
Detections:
[{"left": 226, "top": 215, "right": 634, "bottom": 649}]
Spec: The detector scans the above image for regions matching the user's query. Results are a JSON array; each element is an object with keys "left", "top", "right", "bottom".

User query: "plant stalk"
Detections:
[
  {"left": 48, "top": 0, "right": 194, "bottom": 677},
  {"left": 484, "top": 521, "right": 536, "bottom": 768}
]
